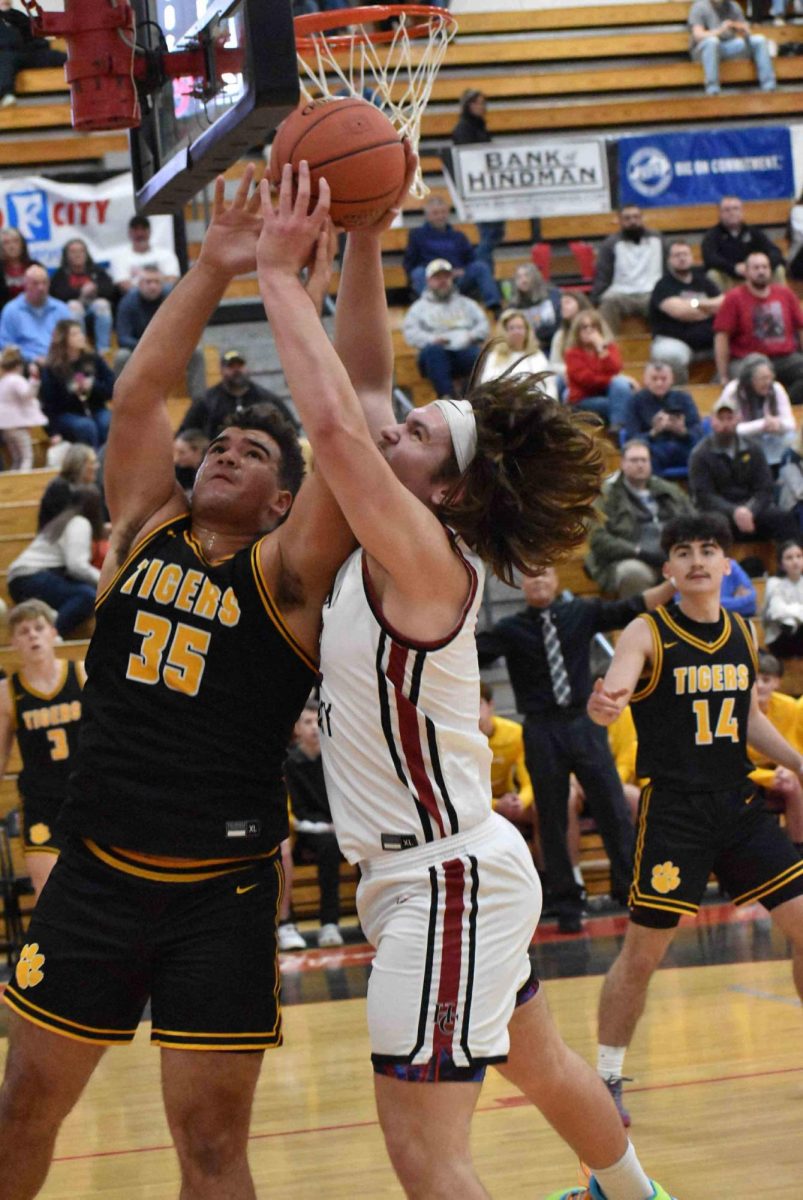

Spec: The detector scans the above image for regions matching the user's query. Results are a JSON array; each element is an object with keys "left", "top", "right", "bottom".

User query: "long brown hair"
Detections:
[
  {"left": 435, "top": 355, "right": 605, "bottom": 584},
  {"left": 45, "top": 320, "right": 87, "bottom": 377}
]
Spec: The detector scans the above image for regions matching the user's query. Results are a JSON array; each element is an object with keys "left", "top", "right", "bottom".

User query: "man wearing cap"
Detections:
[
  {"left": 179, "top": 348, "right": 299, "bottom": 438},
  {"left": 402, "top": 259, "right": 489, "bottom": 398},
  {"left": 402, "top": 194, "right": 502, "bottom": 310},
  {"left": 689, "top": 391, "right": 797, "bottom": 541}
]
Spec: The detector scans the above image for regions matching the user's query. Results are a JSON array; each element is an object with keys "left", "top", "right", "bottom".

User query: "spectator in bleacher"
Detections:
[
  {"left": 49, "top": 238, "right": 115, "bottom": 355},
  {"left": 500, "top": 262, "right": 561, "bottom": 351},
  {"left": 548, "top": 291, "right": 594, "bottom": 389},
  {"left": 40, "top": 320, "right": 113, "bottom": 449},
  {"left": 450, "top": 89, "right": 505, "bottom": 271},
  {"left": 0, "top": 0, "right": 66, "bottom": 108},
  {"left": 689, "top": 392, "right": 797, "bottom": 541},
  {"left": 623, "top": 360, "right": 703, "bottom": 477},
  {"left": 179, "top": 347, "right": 298, "bottom": 437},
  {"left": 716, "top": 353, "right": 796, "bottom": 468},
  {"left": 114, "top": 265, "right": 205, "bottom": 399},
  {"left": 173, "top": 428, "right": 208, "bottom": 498},
  {"left": 478, "top": 681, "right": 535, "bottom": 832},
  {"left": 477, "top": 568, "right": 674, "bottom": 932},
  {"left": 702, "top": 195, "right": 784, "bottom": 289},
  {"left": 284, "top": 701, "right": 344, "bottom": 949},
  {"left": 590, "top": 205, "right": 664, "bottom": 333},
  {"left": 788, "top": 188, "right": 803, "bottom": 281},
  {"left": 750, "top": 651, "right": 803, "bottom": 854},
  {"left": 763, "top": 539, "right": 803, "bottom": 656},
  {"left": 7, "top": 483, "right": 102, "bottom": 637},
  {"left": 563, "top": 309, "right": 634, "bottom": 429},
  {"left": 778, "top": 425, "right": 803, "bottom": 529},
  {"left": 0, "top": 227, "right": 38, "bottom": 309},
  {"left": 586, "top": 439, "right": 694, "bottom": 597},
  {"left": 109, "top": 214, "right": 180, "bottom": 295},
  {"left": 713, "top": 250, "right": 803, "bottom": 404},
  {"left": 0, "top": 343, "right": 45, "bottom": 470},
  {"left": 401, "top": 258, "right": 488, "bottom": 398},
  {"left": 477, "top": 308, "right": 558, "bottom": 399},
  {"left": 688, "top": 0, "right": 776, "bottom": 94},
  {"left": 648, "top": 239, "right": 723, "bottom": 382},
  {"left": 402, "top": 194, "right": 501, "bottom": 310},
  {"left": 37, "top": 443, "right": 98, "bottom": 530},
  {"left": 0, "top": 265, "right": 72, "bottom": 365}
]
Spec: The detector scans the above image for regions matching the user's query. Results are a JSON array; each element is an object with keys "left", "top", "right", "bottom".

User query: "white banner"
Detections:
[
  {"left": 0, "top": 173, "right": 177, "bottom": 272},
  {"left": 445, "top": 137, "right": 611, "bottom": 222}
]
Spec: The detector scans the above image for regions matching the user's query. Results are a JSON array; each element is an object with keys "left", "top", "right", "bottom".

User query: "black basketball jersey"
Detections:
[
  {"left": 63, "top": 515, "right": 319, "bottom": 858},
  {"left": 11, "top": 661, "right": 83, "bottom": 803},
  {"left": 630, "top": 601, "right": 757, "bottom": 790}
]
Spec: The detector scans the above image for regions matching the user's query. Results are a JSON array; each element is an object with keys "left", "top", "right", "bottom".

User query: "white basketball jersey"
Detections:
[{"left": 319, "top": 543, "right": 493, "bottom": 863}]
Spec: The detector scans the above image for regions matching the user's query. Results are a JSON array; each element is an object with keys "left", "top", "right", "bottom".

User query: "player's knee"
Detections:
[
  {"left": 0, "top": 1053, "right": 62, "bottom": 1130},
  {"left": 171, "top": 1103, "right": 248, "bottom": 1179}
]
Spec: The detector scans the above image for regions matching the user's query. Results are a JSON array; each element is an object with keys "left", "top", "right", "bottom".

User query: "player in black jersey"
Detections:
[
  {"left": 0, "top": 163, "right": 416, "bottom": 1200},
  {"left": 588, "top": 512, "right": 803, "bottom": 1128},
  {"left": 0, "top": 600, "right": 84, "bottom": 899}
]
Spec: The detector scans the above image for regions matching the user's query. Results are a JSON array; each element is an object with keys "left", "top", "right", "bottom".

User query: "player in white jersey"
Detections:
[{"left": 256, "top": 162, "right": 676, "bottom": 1200}]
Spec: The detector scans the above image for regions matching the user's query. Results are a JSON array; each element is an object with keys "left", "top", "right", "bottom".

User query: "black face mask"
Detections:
[{"left": 621, "top": 226, "right": 645, "bottom": 243}]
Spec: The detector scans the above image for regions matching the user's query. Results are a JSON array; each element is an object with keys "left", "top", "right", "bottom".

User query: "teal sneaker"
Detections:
[{"left": 545, "top": 1180, "right": 676, "bottom": 1200}]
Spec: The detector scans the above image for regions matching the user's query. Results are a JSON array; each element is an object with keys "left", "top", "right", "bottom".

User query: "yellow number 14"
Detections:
[
  {"left": 126, "top": 611, "right": 210, "bottom": 697},
  {"left": 692, "top": 697, "right": 739, "bottom": 745}
]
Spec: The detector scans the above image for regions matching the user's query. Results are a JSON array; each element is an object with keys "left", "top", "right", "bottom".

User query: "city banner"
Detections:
[
  {"left": 443, "top": 136, "right": 611, "bottom": 221},
  {"left": 618, "top": 126, "right": 794, "bottom": 208}
]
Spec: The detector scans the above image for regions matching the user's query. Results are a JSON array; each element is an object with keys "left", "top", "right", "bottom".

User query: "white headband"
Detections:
[{"left": 432, "top": 398, "right": 477, "bottom": 474}]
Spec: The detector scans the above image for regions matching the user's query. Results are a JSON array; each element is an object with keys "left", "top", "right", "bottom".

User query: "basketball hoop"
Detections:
[{"left": 293, "top": 4, "right": 457, "bottom": 197}]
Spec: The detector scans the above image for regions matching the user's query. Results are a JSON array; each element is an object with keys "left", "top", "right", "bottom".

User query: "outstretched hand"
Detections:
[
  {"left": 257, "top": 161, "right": 331, "bottom": 281},
  {"left": 587, "top": 678, "right": 629, "bottom": 726},
  {"left": 197, "top": 163, "right": 263, "bottom": 279}
]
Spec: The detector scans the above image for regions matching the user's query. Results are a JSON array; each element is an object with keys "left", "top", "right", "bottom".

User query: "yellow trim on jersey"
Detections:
[
  {"left": 8, "top": 673, "right": 18, "bottom": 732},
  {"left": 2, "top": 986, "right": 138, "bottom": 1036},
  {"left": 732, "top": 611, "right": 760, "bottom": 675},
  {"left": 84, "top": 839, "right": 260, "bottom": 883},
  {"left": 108, "top": 845, "right": 275, "bottom": 869},
  {"left": 631, "top": 616, "right": 663, "bottom": 703},
  {"left": 1, "top": 998, "right": 133, "bottom": 1046},
  {"left": 250, "top": 540, "right": 319, "bottom": 674},
  {"left": 183, "top": 528, "right": 236, "bottom": 567},
  {"left": 151, "top": 1025, "right": 279, "bottom": 1039},
  {"left": 732, "top": 860, "right": 803, "bottom": 907},
  {"left": 16, "top": 660, "right": 68, "bottom": 703},
  {"left": 22, "top": 845, "right": 59, "bottom": 857},
  {"left": 95, "top": 514, "right": 188, "bottom": 610},
  {"left": 150, "top": 1037, "right": 281, "bottom": 1051},
  {"left": 628, "top": 783, "right": 652, "bottom": 904},
  {"left": 628, "top": 894, "right": 700, "bottom": 916},
  {"left": 75, "top": 660, "right": 87, "bottom": 688},
  {"left": 657, "top": 605, "right": 732, "bottom": 655}
]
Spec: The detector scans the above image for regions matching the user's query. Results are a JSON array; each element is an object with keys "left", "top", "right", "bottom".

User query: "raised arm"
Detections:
[
  {"left": 587, "top": 616, "right": 653, "bottom": 726},
  {"left": 104, "top": 168, "right": 262, "bottom": 538}
]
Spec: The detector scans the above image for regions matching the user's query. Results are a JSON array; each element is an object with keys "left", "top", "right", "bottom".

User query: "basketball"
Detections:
[{"left": 269, "top": 97, "right": 406, "bottom": 230}]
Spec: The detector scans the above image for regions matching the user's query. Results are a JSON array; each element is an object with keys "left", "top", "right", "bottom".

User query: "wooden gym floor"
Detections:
[{"left": 1, "top": 902, "right": 801, "bottom": 1198}]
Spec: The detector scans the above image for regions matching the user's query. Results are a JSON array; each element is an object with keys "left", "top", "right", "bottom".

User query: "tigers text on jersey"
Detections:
[
  {"left": 631, "top": 601, "right": 757, "bottom": 789},
  {"left": 63, "top": 515, "right": 318, "bottom": 858},
  {"left": 11, "top": 660, "right": 83, "bottom": 803},
  {"left": 319, "top": 544, "right": 493, "bottom": 864}
]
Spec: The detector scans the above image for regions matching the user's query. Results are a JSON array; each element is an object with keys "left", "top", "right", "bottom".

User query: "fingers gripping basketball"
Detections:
[{"left": 269, "top": 98, "right": 406, "bottom": 229}]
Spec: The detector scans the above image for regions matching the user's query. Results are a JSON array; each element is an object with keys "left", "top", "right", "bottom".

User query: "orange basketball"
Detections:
[{"left": 270, "top": 97, "right": 405, "bottom": 230}]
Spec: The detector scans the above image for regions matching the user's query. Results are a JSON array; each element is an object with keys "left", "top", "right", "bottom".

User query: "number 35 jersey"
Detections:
[
  {"left": 63, "top": 515, "right": 318, "bottom": 859},
  {"left": 631, "top": 601, "right": 757, "bottom": 790}
]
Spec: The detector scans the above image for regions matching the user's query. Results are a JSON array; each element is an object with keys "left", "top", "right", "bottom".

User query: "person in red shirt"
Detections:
[
  {"left": 564, "top": 309, "right": 634, "bottom": 429},
  {"left": 0, "top": 227, "right": 37, "bottom": 310},
  {"left": 714, "top": 250, "right": 803, "bottom": 404}
]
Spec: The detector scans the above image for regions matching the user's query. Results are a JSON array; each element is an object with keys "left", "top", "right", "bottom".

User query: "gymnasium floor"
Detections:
[{"left": 0, "top": 900, "right": 800, "bottom": 1198}]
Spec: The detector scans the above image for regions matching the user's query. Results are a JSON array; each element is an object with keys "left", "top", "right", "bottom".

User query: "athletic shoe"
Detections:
[
  {"left": 318, "top": 922, "right": 344, "bottom": 947},
  {"left": 603, "top": 1075, "right": 631, "bottom": 1127},
  {"left": 277, "top": 922, "right": 307, "bottom": 951},
  {"left": 545, "top": 1179, "right": 676, "bottom": 1199}
]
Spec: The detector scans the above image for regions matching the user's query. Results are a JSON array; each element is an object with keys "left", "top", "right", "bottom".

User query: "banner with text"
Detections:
[
  {"left": 0, "top": 173, "right": 176, "bottom": 272},
  {"left": 618, "top": 126, "right": 794, "bottom": 208},
  {"left": 444, "top": 136, "right": 611, "bottom": 222}
]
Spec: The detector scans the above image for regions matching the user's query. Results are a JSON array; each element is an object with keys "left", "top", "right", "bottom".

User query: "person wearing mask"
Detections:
[{"left": 591, "top": 206, "right": 664, "bottom": 333}]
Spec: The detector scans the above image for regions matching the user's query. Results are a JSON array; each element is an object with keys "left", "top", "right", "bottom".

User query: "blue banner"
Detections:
[{"left": 618, "top": 126, "right": 794, "bottom": 208}]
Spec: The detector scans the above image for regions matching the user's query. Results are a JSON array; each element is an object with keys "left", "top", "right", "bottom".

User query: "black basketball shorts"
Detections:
[
  {"left": 629, "top": 780, "right": 803, "bottom": 929},
  {"left": 3, "top": 838, "right": 284, "bottom": 1050},
  {"left": 19, "top": 792, "right": 65, "bottom": 855}
]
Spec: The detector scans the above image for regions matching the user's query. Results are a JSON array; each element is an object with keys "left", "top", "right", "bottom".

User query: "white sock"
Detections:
[
  {"left": 573, "top": 865, "right": 585, "bottom": 888},
  {"left": 597, "top": 1044, "right": 627, "bottom": 1080},
  {"left": 592, "top": 1140, "right": 653, "bottom": 1200}
]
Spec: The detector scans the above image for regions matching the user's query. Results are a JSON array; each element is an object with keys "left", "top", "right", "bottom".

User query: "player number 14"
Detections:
[{"left": 692, "top": 697, "right": 739, "bottom": 745}]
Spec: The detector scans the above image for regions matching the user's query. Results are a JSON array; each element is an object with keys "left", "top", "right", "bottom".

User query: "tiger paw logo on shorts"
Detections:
[
  {"left": 15, "top": 943, "right": 45, "bottom": 990},
  {"left": 651, "top": 861, "right": 681, "bottom": 895},
  {"left": 28, "top": 822, "right": 51, "bottom": 846}
]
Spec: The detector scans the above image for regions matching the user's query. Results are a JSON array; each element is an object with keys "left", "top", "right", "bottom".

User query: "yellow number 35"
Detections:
[{"left": 126, "top": 611, "right": 210, "bottom": 697}]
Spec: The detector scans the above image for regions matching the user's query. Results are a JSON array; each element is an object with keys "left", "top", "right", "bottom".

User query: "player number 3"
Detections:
[
  {"left": 692, "top": 697, "right": 739, "bottom": 746},
  {"left": 126, "top": 611, "right": 211, "bottom": 697}
]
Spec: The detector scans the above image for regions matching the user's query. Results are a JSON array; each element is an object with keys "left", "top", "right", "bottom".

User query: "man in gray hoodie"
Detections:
[
  {"left": 591, "top": 207, "right": 665, "bottom": 333},
  {"left": 402, "top": 258, "right": 489, "bottom": 397}
]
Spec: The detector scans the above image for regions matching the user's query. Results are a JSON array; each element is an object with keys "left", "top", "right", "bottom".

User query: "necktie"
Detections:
[{"left": 541, "top": 610, "right": 572, "bottom": 708}]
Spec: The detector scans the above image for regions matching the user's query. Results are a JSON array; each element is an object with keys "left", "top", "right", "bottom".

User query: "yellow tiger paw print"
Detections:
[
  {"left": 651, "top": 861, "right": 681, "bottom": 895},
  {"left": 15, "top": 943, "right": 45, "bottom": 990},
  {"left": 28, "top": 823, "right": 51, "bottom": 846}
]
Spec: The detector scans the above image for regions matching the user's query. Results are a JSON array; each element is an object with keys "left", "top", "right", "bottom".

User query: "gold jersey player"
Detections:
[
  {"left": 0, "top": 600, "right": 84, "bottom": 899},
  {"left": 589, "top": 512, "right": 803, "bottom": 1129},
  {"left": 0, "top": 169, "right": 364, "bottom": 1200}
]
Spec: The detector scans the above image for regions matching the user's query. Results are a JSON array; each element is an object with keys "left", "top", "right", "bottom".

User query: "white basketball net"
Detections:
[{"left": 295, "top": 10, "right": 456, "bottom": 198}]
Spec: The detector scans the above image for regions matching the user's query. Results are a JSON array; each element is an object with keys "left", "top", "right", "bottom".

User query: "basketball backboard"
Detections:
[{"left": 130, "top": 0, "right": 299, "bottom": 214}]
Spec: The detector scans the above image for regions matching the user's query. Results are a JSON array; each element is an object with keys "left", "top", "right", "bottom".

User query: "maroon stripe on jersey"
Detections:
[
  {"left": 386, "top": 640, "right": 446, "bottom": 837},
  {"left": 431, "top": 858, "right": 466, "bottom": 1072}
]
